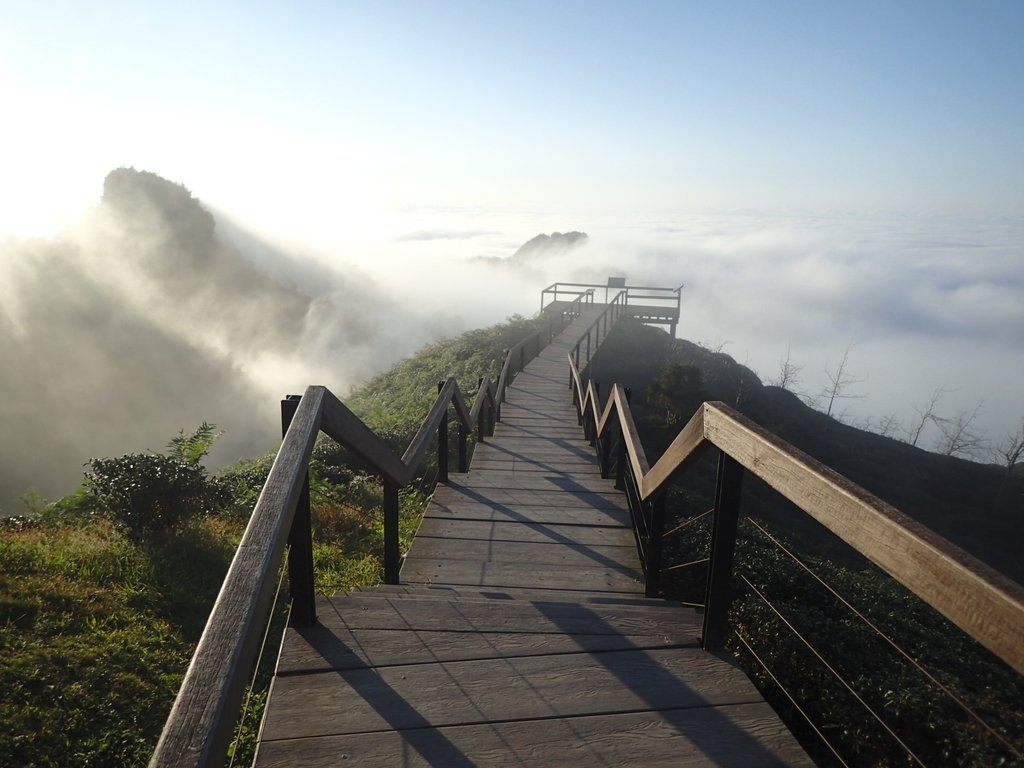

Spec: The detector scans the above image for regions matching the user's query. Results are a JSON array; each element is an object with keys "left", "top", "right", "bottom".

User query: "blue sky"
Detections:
[{"left": 1, "top": 1, "right": 1022, "bottom": 234}]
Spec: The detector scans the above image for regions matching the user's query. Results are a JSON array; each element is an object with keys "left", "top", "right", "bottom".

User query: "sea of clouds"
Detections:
[
  {"left": 2, "top": 196, "right": 1021, "bottom": 512},
  {"left": 329, "top": 206, "right": 1023, "bottom": 455}
]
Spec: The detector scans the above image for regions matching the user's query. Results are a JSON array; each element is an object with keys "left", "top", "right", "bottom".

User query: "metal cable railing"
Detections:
[
  {"left": 740, "top": 572, "right": 929, "bottom": 767},
  {"left": 740, "top": 516, "right": 1023, "bottom": 762},
  {"left": 226, "top": 553, "right": 290, "bottom": 768},
  {"left": 732, "top": 631, "right": 852, "bottom": 768}
]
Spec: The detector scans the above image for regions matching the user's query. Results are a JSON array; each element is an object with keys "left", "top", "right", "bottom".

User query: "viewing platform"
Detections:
[{"left": 541, "top": 280, "right": 683, "bottom": 336}]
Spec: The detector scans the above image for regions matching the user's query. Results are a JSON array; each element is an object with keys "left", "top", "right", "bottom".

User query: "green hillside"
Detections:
[{"left": 0, "top": 313, "right": 545, "bottom": 768}]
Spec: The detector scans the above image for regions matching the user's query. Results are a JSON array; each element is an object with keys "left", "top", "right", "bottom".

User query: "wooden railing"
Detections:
[
  {"left": 149, "top": 382, "right": 483, "bottom": 767},
  {"left": 567, "top": 289, "right": 627, "bottom": 373},
  {"left": 568, "top": 357, "right": 1024, "bottom": 677},
  {"left": 149, "top": 306, "right": 586, "bottom": 768},
  {"left": 539, "top": 283, "right": 595, "bottom": 309}
]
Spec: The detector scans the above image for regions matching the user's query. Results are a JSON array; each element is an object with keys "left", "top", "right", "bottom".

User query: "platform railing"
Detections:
[
  {"left": 539, "top": 284, "right": 596, "bottom": 309},
  {"left": 541, "top": 280, "right": 682, "bottom": 316},
  {"left": 568, "top": 357, "right": 1024, "bottom": 677}
]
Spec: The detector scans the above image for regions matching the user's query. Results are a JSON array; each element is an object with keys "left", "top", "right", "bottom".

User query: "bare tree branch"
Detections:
[
  {"left": 821, "top": 342, "right": 867, "bottom": 419},
  {"left": 876, "top": 412, "right": 902, "bottom": 438},
  {"left": 936, "top": 402, "right": 988, "bottom": 459},
  {"left": 771, "top": 343, "right": 803, "bottom": 392},
  {"left": 994, "top": 418, "right": 1024, "bottom": 470},
  {"left": 905, "top": 386, "right": 947, "bottom": 447}
]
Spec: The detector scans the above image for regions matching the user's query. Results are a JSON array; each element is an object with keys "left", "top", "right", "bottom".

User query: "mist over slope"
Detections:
[{"left": 0, "top": 169, "right": 459, "bottom": 511}]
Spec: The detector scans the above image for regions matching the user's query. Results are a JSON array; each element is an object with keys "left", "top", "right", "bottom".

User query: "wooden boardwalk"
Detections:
[{"left": 254, "top": 309, "right": 813, "bottom": 767}]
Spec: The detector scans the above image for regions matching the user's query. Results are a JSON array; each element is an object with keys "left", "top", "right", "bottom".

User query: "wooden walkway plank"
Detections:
[
  {"left": 294, "top": 594, "right": 704, "bottom": 638},
  {"left": 399, "top": 558, "right": 642, "bottom": 592},
  {"left": 422, "top": 501, "right": 633, "bottom": 527},
  {"left": 260, "top": 648, "right": 769, "bottom": 740},
  {"left": 254, "top": 306, "right": 813, "bottom": 767},
  {"left": 255, "top": 704, "right": 811, "bottom": 768},
  {"left": 414, "top": 518, "right": 638, "bottom": 545}
]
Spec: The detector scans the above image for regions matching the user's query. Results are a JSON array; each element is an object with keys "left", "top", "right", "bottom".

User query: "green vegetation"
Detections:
[
  {"left": 0, "top": 314, "right": 543, "bottom": 768},
  {"left": 346, "top": 313, "right": 551, "bottom": 450},
  {"left": 86, "top": 424, "right": 231, "bottom": 540}
]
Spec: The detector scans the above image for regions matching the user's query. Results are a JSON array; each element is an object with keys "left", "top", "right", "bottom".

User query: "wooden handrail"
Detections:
[
  {"left": 150, "top": 387, "right": 326, "bottom": 768},
  {"left": 469, "top": 377, "right": 497, "bottom": 442},
  {"left": 568, "top": 290, "right": 627, "bottom": 375},
  {"left": 569, "top": 355, "right": 1024, "bottom": 677},
  {"left": 151, "top": 312, "right": 577, "bottom": 768},
  {"left": 151, "top": 381, "right": 485, "bottom": 767}
]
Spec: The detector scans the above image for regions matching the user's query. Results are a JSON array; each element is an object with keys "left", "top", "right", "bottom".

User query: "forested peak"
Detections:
[
  {"left": 101, "top": 167, "right": 215, "bottom": 241},
  {"left": 511, "top": 231, "right": 588, "bottom": 260}
]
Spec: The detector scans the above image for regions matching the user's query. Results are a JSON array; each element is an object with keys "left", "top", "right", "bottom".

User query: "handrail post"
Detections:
[
  {"left": 281, "top": 395, "right": 316, "bottom": 627},
  {"left": 702, "top": 452, "right": 744, "bottom": 651},
  {"left": 614, "top": 426, "right": 626, "bottom": 489},
  {"left": 645, "top": 491, "right": 666, "bottom": 598},
  {"left": 383, "top": 479, "right": 400, "bottom": 584},
  {"left": 476, "top": 378, "right": 487, "bottom": 443},
  {"left": 589, "top": 382, "right": 600, "bottom": 447},
  {"left": 614, "top": 388, "right": 631, "bottom": 489},
  {"left": 437, "top": 381, "right": 449, "bottom": 483},
  {"left": 458, "top": 421, "right": 468, "bottom": 473},
  {"left": 600, "top": 417, "right": 614, "bottom": 478},
  {"left": 488, "top": 383, "right": 497, "bottom": 434}
]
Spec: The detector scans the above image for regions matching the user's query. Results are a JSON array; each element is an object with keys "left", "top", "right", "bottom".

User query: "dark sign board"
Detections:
[{"left": 607, "top": 277, "right": 626, "bottom": 288}]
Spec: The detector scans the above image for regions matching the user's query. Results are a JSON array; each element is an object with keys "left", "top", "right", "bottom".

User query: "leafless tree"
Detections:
[
  {"left": 821, "top": 342, "right": 867, "bottom": 419},
  {"left": 936, "top": 402, "right": 988, "bottom": 459},
  {"left": 699, "top": 338, "right": 731, "bottom": 354},
  {"left": 771, "top": 343, "right": 803, "bottom": 392},
  {"left": 876, "top": 412, "right": 902, "bottom": 438},
  {"left": 905, "top": 386, "right": 947, "bottom": 447},
  {"left": 994, "top": 418, "right": 1024, "bottom": 471}
]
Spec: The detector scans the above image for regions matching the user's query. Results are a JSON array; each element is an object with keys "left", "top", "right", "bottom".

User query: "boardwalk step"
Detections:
[
  {"left": 400, "top": 557, "right": 642, "bottom": 592},
  {"left": 345, "top": 585, "right": 693, "bottom": 611},
  {"left": 412, "top": 518, "right": 638, "bottom": 545},
  {"left": 254, "top": 704, "right": 812, "bottom": 767},
  {"left": 311, "top": 594, "right": 703, "bottom": 635}
]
